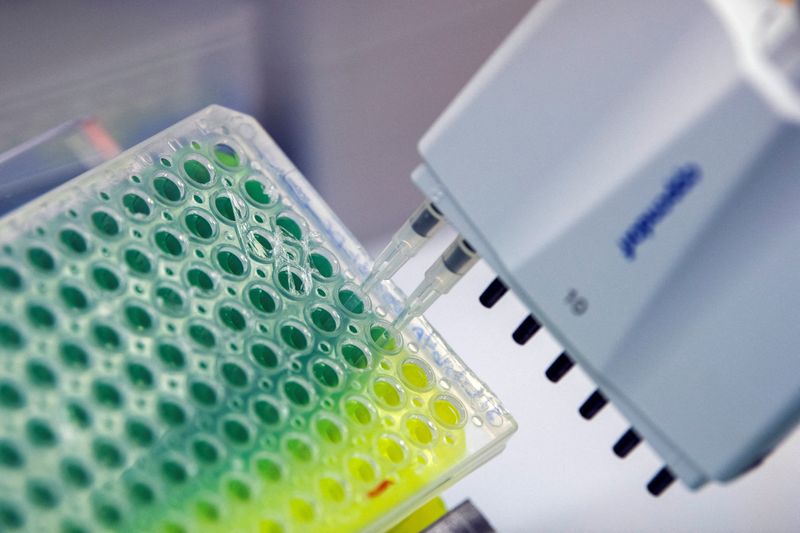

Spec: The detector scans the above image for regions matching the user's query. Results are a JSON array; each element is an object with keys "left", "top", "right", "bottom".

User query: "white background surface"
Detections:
[{"left": 370, "top": 228, "right": 800, "bottom": 533}]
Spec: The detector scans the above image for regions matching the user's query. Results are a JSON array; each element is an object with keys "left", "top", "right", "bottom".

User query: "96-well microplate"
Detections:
[{"left": 0, "top": 106, "right": 515, "bottom": 532}]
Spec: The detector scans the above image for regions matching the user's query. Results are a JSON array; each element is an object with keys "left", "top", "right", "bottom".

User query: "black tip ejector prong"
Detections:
[
  {"left": 579, "top": 390, "right": 608, "bottom": 420},
  {"left": 613, "top": 428, "right": 642, "bottom": 458},
  {"left": 479, "top": 277, "right": 508, "bottom": 308},
  {"left": 545, "top": 352, "right": 574, "bottom": 383},
  {"left": 647, "top": 467, "right": 675, "bottom": 496},
  {"left": 512, "top": 314, "right": 540, "bottom": 345}
]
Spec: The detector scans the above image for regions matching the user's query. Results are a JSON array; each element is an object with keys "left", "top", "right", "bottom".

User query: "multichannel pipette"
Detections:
[{"left": 406, "top": 0, "right": 800, "bottom": 496}]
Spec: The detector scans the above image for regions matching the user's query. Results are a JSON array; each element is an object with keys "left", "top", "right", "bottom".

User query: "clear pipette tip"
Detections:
[
  {"left": 362, "top": 201, "right": 444, "bottom": 293},
  {"left": 394, "top": 236, "right": 478, "bottom": 329}
]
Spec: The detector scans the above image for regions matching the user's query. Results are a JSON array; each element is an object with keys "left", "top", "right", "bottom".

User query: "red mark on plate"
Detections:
[{"left": 367, "top": 479, "right": 394, "bottom": 498}]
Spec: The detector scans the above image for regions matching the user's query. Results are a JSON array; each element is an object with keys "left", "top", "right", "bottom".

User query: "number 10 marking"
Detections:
[{"left": 565, "top": 288, "right": 588, "bottom": 316}]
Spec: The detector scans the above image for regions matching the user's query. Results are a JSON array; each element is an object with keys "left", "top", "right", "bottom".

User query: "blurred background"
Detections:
[
  {"left": 2, "top": 1, "right": 799, "bottom": 531},
  {"left": 0, "top": 0, "right": 534, "bottom": 244}
]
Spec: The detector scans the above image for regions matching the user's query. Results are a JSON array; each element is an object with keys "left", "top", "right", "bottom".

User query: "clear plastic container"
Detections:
[{"left": 0, "top": 105, "right": 516, "bottom": 532}]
